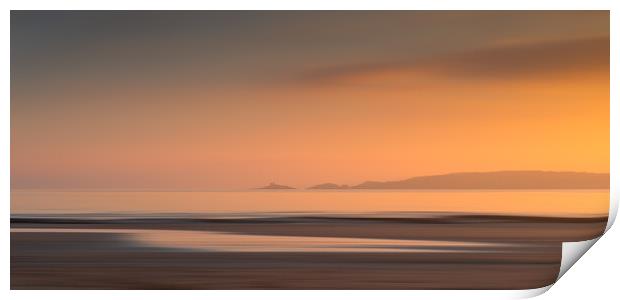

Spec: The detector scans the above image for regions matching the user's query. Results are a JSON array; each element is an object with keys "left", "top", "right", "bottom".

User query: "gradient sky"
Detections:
[{"left": 11, "top": 11, "right": 610, "bottom": 190}]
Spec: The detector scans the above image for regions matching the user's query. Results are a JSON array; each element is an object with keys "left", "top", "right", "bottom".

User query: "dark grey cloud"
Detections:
[{"left": 299, "top": 37, "right": 609, "bottom": 85}]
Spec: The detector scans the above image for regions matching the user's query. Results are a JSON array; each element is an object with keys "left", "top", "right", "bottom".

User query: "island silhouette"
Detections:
[
  {"left": 307, "top": 171, "right": 609, "bottom": 189},
  {"left": 258, "top": 182, "right": 296, "bottom": 189}
]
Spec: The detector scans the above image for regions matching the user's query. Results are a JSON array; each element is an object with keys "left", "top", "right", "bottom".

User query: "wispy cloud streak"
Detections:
[{"left": 298, "top": 37, "right": 609, "bottom": 86}]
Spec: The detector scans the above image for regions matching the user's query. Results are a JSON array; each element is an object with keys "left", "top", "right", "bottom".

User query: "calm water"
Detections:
[{"left": 11, "top": 189, "right": 609, "bottom": 217}]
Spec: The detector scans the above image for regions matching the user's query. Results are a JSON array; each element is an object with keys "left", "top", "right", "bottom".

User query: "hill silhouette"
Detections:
[{"left": 351, "top": 171, "right": 609, "bottom": 189}]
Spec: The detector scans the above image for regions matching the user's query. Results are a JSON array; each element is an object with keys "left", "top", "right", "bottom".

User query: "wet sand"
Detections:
[{"left": 10, "top": 215, "right": 606, "bottom": 289}]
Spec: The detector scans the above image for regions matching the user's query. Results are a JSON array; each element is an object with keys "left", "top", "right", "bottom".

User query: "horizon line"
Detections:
[{"left": 11, "top": 169, "right": 610, "bottom": 191}]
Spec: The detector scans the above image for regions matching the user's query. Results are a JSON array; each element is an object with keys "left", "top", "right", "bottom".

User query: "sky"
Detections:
[{"left": 11, "top": 11, "right": 610, "bottom": 190}]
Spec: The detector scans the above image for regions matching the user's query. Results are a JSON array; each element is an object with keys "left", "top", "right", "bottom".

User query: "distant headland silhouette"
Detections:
[{"left": 306, "top": 171, "right": 609, "bottom": 190}]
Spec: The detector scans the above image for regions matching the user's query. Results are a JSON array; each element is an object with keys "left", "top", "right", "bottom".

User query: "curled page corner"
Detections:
[
  {"left": 606, "top": 186, "right": 618, "bottom": 231},
  {"left": 514, "top": 284, "right": 554, "bottom": 299},
  {"left": 558, "top": 237, "right": 601, "bottom": 280}
]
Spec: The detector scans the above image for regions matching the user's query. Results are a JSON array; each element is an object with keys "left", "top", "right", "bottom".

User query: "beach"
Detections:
[{"left": 11, "top": 214, "right": 606, "bottom": 289}]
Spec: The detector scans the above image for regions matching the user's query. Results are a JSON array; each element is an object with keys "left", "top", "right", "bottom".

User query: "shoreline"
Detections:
[{"left": 11, "top": 214, "right": 607, "bottom": 242}]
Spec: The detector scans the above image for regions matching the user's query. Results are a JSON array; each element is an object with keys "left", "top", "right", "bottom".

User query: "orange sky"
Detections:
[{"left": 11, "top": 11, "right": 609, "bottom": 189}]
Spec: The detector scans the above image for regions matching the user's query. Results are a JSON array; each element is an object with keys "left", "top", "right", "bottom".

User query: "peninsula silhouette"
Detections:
[{"left": 308, "top": 171, "right": 609, "bottom": 190}]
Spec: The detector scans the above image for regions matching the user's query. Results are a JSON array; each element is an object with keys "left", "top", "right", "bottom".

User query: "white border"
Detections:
[
  {"left": 0, "top": 0, "right": 616, "bottom": 10},
  {"left": 3, "top": 1, "right": 618, "bottom": 299},
  {"left": 608, "top": 0, "right": 618, "bottom": 232}
]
